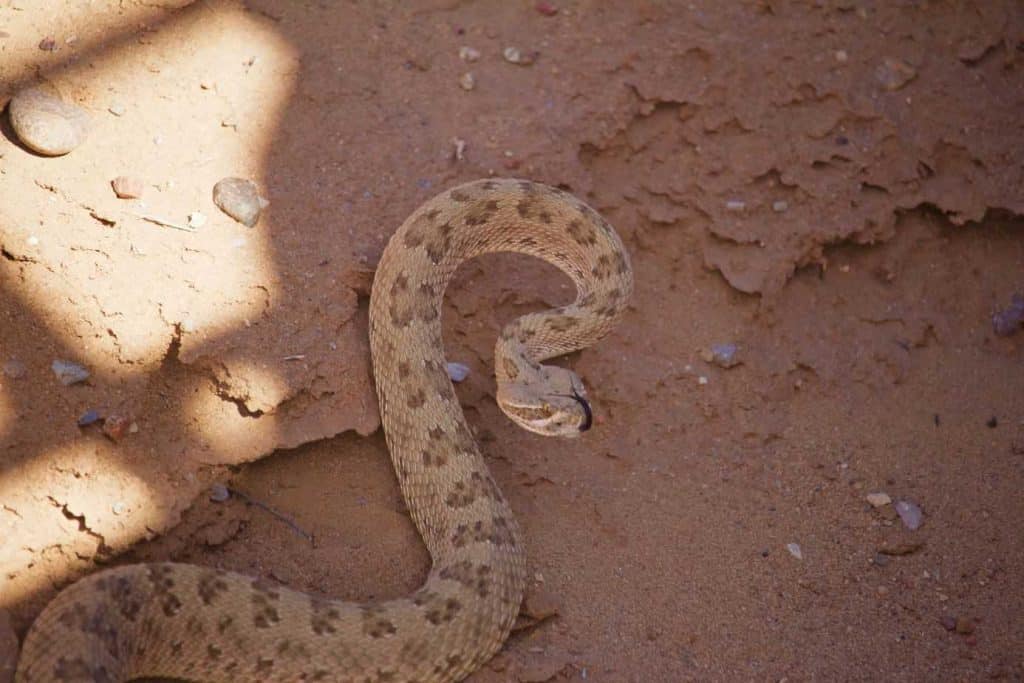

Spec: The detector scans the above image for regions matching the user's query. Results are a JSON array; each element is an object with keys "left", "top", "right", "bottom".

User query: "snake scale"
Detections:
[{"left": 15, "top": 178, "right": 633, "bottom": 682}]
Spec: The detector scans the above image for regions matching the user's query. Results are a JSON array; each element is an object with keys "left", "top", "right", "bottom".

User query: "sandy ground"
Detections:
[{"left": 1, "top": 1, "right": 1023, "bottom": 680}]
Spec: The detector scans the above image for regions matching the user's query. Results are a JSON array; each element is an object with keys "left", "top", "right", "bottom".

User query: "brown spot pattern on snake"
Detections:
[
  {"left": 251, "top": 581, "right": 281, "bottom": 629},
  {"left": 147, "top": 564, "right": 183, "bottom": 617},
  {"left": 310, "top": 598, "right": 343, "bottom": 636},
  {"left": 198, "top": 572, "right": 230, "bottom": 606}
]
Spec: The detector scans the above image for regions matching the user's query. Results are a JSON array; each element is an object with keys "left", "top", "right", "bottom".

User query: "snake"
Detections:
[{"left": 15, "top": 178, "right": 634, "bottom": 682}]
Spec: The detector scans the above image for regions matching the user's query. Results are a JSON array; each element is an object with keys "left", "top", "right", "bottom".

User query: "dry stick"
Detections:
[
  {"left": 227, "top": 487, "right": 315, "bottom": 545},
  {"left": 129, "top": 213, "right": 197, "bottom": 233}
]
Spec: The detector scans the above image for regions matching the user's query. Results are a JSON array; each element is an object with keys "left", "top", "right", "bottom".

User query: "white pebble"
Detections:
[
  {"left": 772, "top": 200, "right": 789, "bottom": 212},
  {"left": 725, "top": 199, "right": 746, "bottom": 211},
  {"left": 697, "top": 376, "right": 708, "bottom": 385},
  {"left": 458, "top": 46, "right": 481, "bottom": 62},
  {"left": 786, "top": 542, "right": 803, "bottom": 560},
  {"left": 866, "top": 492, "right": 891, "bottom": 507},
  {"left": 188, "top": 211, "right": 207, "bottom": 228},
  {"left": 446, "top": 362, "right": 470, "bottom": 383},
  {"left": 895, "top": 499, "right": 923, "bottom": 530},
  {"left": 459, "top": 72, "right": 475, "bottom": 91},
  {"left": 209, "top": 484, "right": 230, "bottom": 502},
  {"left": 111, "top": 501, "right": 128, "bottom": 515}
]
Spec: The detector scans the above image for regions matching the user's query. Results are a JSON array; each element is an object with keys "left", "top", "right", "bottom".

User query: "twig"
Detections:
[
  {"left": 228, "top": 487, "right": 315, "bottom": 545},
  {"left": 129, "top": 212, "right": 197, "bottom": 233}
]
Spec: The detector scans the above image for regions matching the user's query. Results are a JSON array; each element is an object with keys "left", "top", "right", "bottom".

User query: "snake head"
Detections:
[{"left": 497, "top": 365, "right": 592, "bottom": 437}]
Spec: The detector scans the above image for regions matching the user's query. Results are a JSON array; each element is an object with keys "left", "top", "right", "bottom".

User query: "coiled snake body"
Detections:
[{"left": 16, "top": 178, "right": 633, "bottom": 682}]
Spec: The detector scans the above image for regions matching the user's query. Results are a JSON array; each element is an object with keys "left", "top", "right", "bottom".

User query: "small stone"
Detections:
[
  {"left": 77, "top": 409, "right": 102, "bottom": 427},
  {"left": 452, "top": 137, "right": 467, "bottom": 161},
  {"left": 535, "top": 1, "right": 559, "bottom": 15},
  {"left": 209, "top": 484, "right": 231, "bottom": 502},
  {"left": 51, "top": 359, "right": 90, "bottom": 385},
  {"left": 129, "top": 422, "right": 139, "bottom": 434},
  {"left": 107, "top": 103, "right": 126, "bottom": 117},
  {"left": 709, "top": 343, "right": 739, "bottom": 368},
  {"left": 991, "top": 294, "right": 1023, "bottom": 336},
  {"left": 940, "top": 615, "right": 957, "bottom": 631},
  {"left": 187, "top": 211, "right": 207, "bottom": 229},
  {"left": 111, "top": 175, "right": 144, "bottom": 199},
  {"left": 786, "top": 542, "right": 803, "bottom": 560},
  {"left": 38, "top": 36, "right": 58, "bottom": 51},
  {"left": 834, "top": 49, "right": 848, "bottom": 63},
  {"left": 697, "top": 375, "right": 708, "bottom": 385},
  {"left": 894, "top": 499, "right": 923, "bottom": 530},
  {"left": 986, "top": 416, "right": 998, "bottom": 428},
  {"left": 954, "top": 617, "right": 975, "bottom": 635},
  {"left": 458, "top": 72, "right": 475, "bottom": 91},
  {"left": 875, "top": 57, "right": 917, "bottom": 91},
  {"left": 103, "top": 414, "right": 131, "bottom": 441},
  {"left": 446, "top": 362, "right": 471, "bottom": 383},
  {"left": 111, "top": 501, "right": 128, "bottom": 515},
  {"left": 772, "top": 200, "right": 789, "bottom": 212},
  {"left": 866, "top": 492, "right": 891, "bottom": 507},
  {"left": 8, "top": 84, "right": 91, "bottom": 156},
  {"left": 872, "top": 553, "right": 891, "bottom": 567},
  {"left": 725, "top": 199, "right": 746, "bottom": 211},
  {"left": 877, "top": 541, "right": 923, "bottom": 556},
  {"left": 458, "top": 46, "right": 480, "bottom": 62},
  {"left": 503, "top": 46, "right": 537, "bottom": 66},
  {"left": 521, "top": 587, "right": 559, "bottom": 622},
  {"left": 212, "top": 177, "right": 264, "bottom": 227},
  {"left": 2, "top": 359, "right": 26, "bottom": 379}
]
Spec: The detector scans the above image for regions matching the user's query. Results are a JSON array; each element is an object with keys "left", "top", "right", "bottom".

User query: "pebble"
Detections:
[
  {"left": 939, "top": 615, "right": 957, "bottom": 631},
  {"left": 188, "top": 211, "right": 207, "bottom": 229},
  {"left": 209, "top": 483, "right": 231, "bottom": 502},
  {"left": 894, "top": 499, "right": 923, "bottom": 530},
  {"left": 535, "top": 1, "right": 559, "bottom": 15},
  {"left": 875, "top": 57, "right": 917, "bottom": 91},
  {"left": 77, "top": 409, "right": 102, "bottom": 427},
  {"left": 954, "top": 617, "right": 975, "bottom": 635},
  {"left": 786, "top": 542, "right": 803, "bottom": 560},
  {"left": 866, "top": 492, "right": 891, "bottom": 507},
  {"left": 8, "top": 84, "right": 91, "bottom": 156},
  {"left": 107, "top": 103, "right": 126, "bottom": 117},
  {"left": 38, "top": 36, "right": 58, "bottom": 51},
  {"left": 872, "top": 552, "right": 891, "bottom": 567},
  {"left": 992, "top": 293, "right": 1024, "bottom": 336},
  {"left": 111, "top": 501, "right": 128, "bottom": 515},
  {"left": 111, "top": 175, "right": 144, "bottom": 199},
  {"left": 834, "top": 49, "right": 848, "bottom": 63},
  {"left": 451, "top": 137, "right": 467, "bottom": 161},
  {"left": 503, "top": 46, "right": 537, "bottom": 66},
  {"left": 458, "top": 72, "right": 476, "bottom": 91},
  {"left": 2, "top": 359, "right": 26, "bottom": 379},
  {"left": 103, "top": 413, "right": 131, "bottom": 441},
  {"left": 708, "top": 343, "right": 739, "bottom": 368},
  {"left": 458, "top": 46, "right": 480, "bottom": 62},
  {"left": 213, "top": 177, "right": 265, "bottom": 227},
  {"left": 725, "top": 199, "right": 746, "bottom": 211},
  {"left": 51, "top": 359, "right": 90, "bottom": 385},
  {"left": 772, "top": 200, "right": 789, "bottom": 212},
  {"left": 446, "top": 362, "right": 471, "bottom": 382}
]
